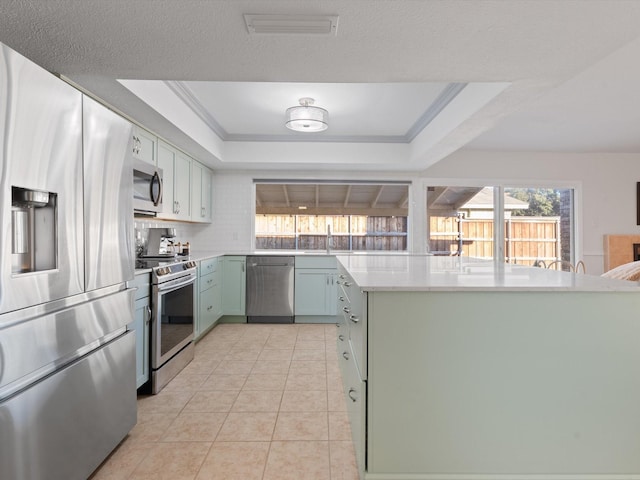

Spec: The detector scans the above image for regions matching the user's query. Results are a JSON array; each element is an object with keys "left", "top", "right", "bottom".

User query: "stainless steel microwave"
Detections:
[{"left": 133, "top": 158, "right": 163, "bottom": 215}]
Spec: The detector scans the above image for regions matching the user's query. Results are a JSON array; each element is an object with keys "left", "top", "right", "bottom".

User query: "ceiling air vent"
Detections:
[{"left": 244, "top": 14, "right": 339, "bottom": 36}]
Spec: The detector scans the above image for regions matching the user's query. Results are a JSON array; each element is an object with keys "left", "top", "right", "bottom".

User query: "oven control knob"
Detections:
[
  {"left": 184, "top": 261, "right": 196, "bottom": 269},
  {"left": 157, "top": 267, "right": 169, "bottom": 276}
]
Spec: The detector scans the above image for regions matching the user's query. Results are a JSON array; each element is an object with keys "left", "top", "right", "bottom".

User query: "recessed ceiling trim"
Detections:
[
  {"left": 225, "top": 133, "right": 409, "bottom": 143},
  {"left": 405, "top": 82, "right": 468, "bottom": 142},
  {"left": 165, "top": 81, "right": 228, "bottom": 139},
  {"left": 254, "top": 179, "right": 411, "bottom": 185},
  {"left": 244, "top": 14, "right": 338, "bottom": 36}
]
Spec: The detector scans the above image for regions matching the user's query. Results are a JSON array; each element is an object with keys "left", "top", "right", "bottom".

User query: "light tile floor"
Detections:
[{"left": 91, "top": 323, "right": 359, "bottom": 480}]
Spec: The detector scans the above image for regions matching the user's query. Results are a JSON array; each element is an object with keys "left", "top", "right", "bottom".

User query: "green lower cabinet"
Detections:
[
  {"left": 294, "top": 269, "right": 337, "bottom": 316},
  {"left": 199, "top": 283, "right": 221, "bottom": 336},
  {"left": 222, "top": 256, "right": 246, "bottom": 316},
  {"left": 132, "top": 296, "right": 150, "bottom": 389},
  {"left": 196, "top": 258, "right": 223, "bottom": 339}
]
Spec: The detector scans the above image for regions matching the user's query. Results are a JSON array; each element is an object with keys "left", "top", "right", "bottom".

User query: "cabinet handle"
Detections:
[
  {"left": 342, "top": 306, "right": 350, "bottom": 314},
  {"left": 146, "top": 305, "right": 151, "bottom": 325},
  {"left": 343, "top": 351, "right": 350, "bottom": 360},
  {"left": 326, "top": 276, "right": 329, "bottom": 286},
  {"left": 207, "top": 305, "right": 213, "bottom": 311},
  {"left": 349, "top": 315, "right": 359, "bottom": 324},
  {"left": 336, "top": 322, "right": 341, "bottom": 328},
  {"left": 339, "top": 274, "right": 346, "bottom": 279},
  {"left": 343, "top": 281, "right": 352, "bottom": 287},
  {"left": 338, "top": 296, "right": 345, "bottom": 302},
  {"left": 338, "top": 334, "right": 345, "bottom": 341},
  {"left": 201, "top": 206, "right": 205, "bottom": 217},
  {"left": 348, "top": 388, "right": 358, "bottom": 402},
  {"left": 176, "top": 201, "right": 180, "bottom": 214}
]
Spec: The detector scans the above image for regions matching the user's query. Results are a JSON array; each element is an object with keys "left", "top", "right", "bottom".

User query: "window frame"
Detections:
[{"left": 424, "top": 179, "right": 582, "bottom": 265}]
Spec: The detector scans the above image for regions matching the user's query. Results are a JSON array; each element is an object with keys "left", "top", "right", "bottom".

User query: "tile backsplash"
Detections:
[{"left": 134, "top": 219, "right": 199, "bottom": 256}]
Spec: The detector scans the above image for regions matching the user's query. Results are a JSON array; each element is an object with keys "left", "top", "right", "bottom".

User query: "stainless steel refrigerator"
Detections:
[{"left": 0, "top": 43, "right": 137, "bottom": 480}]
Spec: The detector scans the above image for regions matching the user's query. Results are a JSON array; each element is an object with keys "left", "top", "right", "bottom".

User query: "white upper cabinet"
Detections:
[
  {"left": 157, "top": 140, "right": 191, "bottom": 221},
  {"left": 131, "top": 126, "right": 157, "bottom": 165},
  {"left": 191, "top": 160, "right": 213, "bottom": 224}
]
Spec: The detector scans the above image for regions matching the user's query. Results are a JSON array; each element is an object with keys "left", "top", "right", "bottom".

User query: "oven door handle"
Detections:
[{"left": 157, "top": 275, "right": 196, "bottom": 293}]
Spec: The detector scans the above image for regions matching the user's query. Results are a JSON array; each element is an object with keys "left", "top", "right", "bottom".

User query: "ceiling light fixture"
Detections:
[{"left": 285, "top": 97, "right": 328, "bottom": 133}]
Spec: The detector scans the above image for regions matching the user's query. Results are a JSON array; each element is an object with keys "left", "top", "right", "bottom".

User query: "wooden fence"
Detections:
[
  {"left": 256, "top": 214, "right": 561, "bottom": 264},
  {"left": 429, "top": 216, "right": 561, "bottom": 265},
  {"left": 255, "top": 215, "right": 407, "bottom": 251}
]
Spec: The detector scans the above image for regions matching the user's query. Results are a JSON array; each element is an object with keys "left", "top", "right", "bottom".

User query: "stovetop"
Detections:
[{"left": 136, "top": 256, "right": 197, "bottom": 282}]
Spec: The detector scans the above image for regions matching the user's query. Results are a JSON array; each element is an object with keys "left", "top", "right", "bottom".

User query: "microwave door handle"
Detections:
[{"left": 151, "top": 171, "right": 162, "bottom": 206}]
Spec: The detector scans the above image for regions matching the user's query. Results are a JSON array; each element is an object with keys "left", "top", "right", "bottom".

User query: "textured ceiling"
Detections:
[{"left": 2, "top": 1, "right": 640, "bottom": 170}]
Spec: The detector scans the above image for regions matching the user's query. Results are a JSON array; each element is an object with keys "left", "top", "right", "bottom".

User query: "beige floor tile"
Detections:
[
  {"left": 250, "top": 359, "right": 291, "bottom": 374},
  {"left": 129, "top": 441, "right": 211, "bottom": 480},
  {"left": 200, "top": 374, "right": 247, "bottom": 391},
  {"left": 329, "top": 441, "right": 359, "bottom": 480},
  {"left": 264, "top": 335, "right": 297, "bottom": 349},
  {"left": 90, "top": 436, "right": 153, "bottom": 479},
  {"left": 258, "top": 349, "right": 293, "bottom": 361},
  {"left": 161, "top": 412, "right": 228, "bottom": 442},
  {"left": 214, "top": 360, "right": 256, "bottom": 375},
  {"left": 292, "top": 348, "right": 326, "bottom": 361},
  {"left": 231, "top": 390, "right": 283, "bottom": 412},
  {"left": 136, "top": 391, "right": 194, "bottom": 415},
  {"left": 195, "top": 343, "right": 233, "bottom": 357},
  {"left": 183, "top": 390, "right": 239, "bottom": 413},
  {"left": 161, "top": 373, "right": 209, "bottom": 392},
  {"left": 224, "top": 348, "right": 262, "bottom": 362},
  {"left": 180, "top": 358, "right": 222, "bottom": 375},
  {"left": 280, "top": 389, "right": 328, "bottom": 412},
  {"left": 273, "top": 412, "right": 329, "bottom": 440},
  {"left": 328, "top": 412, "right": 352, "bottom": 441},
  {"left": 242, "top": 373, "right": 288, "bottom": 390},
  {"left": 327, "top": 372, "right": 344, "bottom": 392},
  {"left": 216, "top": 412, "right": 278, "bottom": 441},
  {"left": 289, "top": 360, "right": 327, "bottom": 375},
  {"left": 126, "top": 412, "right": 177, "bottom": 444},
  {"left": 327, "top": 389, "right": 347, "bottom": 412},
  {"left": 263, "top": 441, "right": 330, "bottom": 480},
  {"left": 285, "top": 373, "right": 328, "bottom": 391},
  {"left": 196, "top": 442, "right": 270, "bottom": 480},
  {"left": 295, "top": 340, "right": 326, "bottom": 350}
]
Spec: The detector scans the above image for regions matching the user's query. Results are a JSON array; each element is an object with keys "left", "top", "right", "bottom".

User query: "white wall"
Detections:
[
  {"left": 423, "top": 150, "right": 640, "bottom": 274},
  {"left": 188, "top": 150, "right": 640, "bottom": 275}
]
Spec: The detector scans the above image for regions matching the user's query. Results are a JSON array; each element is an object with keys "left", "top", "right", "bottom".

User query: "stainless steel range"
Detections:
[{"left": 140, "top": 257, "right": 198, "bottom": 393}]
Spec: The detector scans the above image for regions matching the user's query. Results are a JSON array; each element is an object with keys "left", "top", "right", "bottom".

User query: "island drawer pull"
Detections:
[
  {"left": 343, "top": 351, "right": 350, "bottom": 360},
  {"left": 348, "top": 388, "right": 357, "bottom": 402},
  {"left": 349, "top": 315, "right": 359, "bottom": 323},
  {"left": 342, "top": 306, "right": 350, "bottom": 313}
]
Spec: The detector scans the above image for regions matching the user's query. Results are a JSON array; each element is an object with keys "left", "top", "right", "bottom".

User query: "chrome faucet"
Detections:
[{"left": 326, "top": 225, "right": 332, "bottom": 254}]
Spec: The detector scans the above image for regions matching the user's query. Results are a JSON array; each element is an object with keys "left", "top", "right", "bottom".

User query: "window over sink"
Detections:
[{"left": 254, "top": 181, "right": 409, "bottom": 252}]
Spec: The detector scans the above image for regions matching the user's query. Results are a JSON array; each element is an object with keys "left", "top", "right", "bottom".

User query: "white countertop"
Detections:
[{"left": 337, "top": 254, "right": 640, "bottom": 292}]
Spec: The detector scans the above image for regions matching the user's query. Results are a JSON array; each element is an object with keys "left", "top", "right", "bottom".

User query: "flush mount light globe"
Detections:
[{"left": 285, "top": 97, "right": 328, "bottom": 132}]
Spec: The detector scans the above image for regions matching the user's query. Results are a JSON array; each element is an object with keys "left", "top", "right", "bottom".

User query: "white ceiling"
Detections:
[{"left": 3, "top": 1, "right": 640, "bottom": 171}]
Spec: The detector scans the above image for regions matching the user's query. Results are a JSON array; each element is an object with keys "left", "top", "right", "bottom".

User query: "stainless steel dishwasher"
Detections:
[{"left": 246, "top": 256, "right": 295, "bottom": 323}]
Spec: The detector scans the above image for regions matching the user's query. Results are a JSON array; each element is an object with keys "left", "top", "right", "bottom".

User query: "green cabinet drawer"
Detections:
[
  {"left": 200, "top": 257, "right": 219, "bottom": 275},
  {"left": 129, "top": 273, "right": 151, "bottom": 301}
]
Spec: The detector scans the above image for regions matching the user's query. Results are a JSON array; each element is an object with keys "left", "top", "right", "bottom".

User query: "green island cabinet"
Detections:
[
  {"left": 336, "top": 258, "right": 640, "bottom": 480},
  {"left": 127, "top": 272, "right": 151, "bottom": 389},
  {"left": 222, "top": 256, "right": 246, "bottom": 316},
  {"left": 294, "top": 255, "right": 337, "bottom": 323},
  {"left": 196, "top": 257, "right": 222, "bottom": 339}
]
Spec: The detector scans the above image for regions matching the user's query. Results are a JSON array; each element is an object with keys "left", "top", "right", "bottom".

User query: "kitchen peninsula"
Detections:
[{"left": 335, "top": 254, "right": 640, "bottom": 480}]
